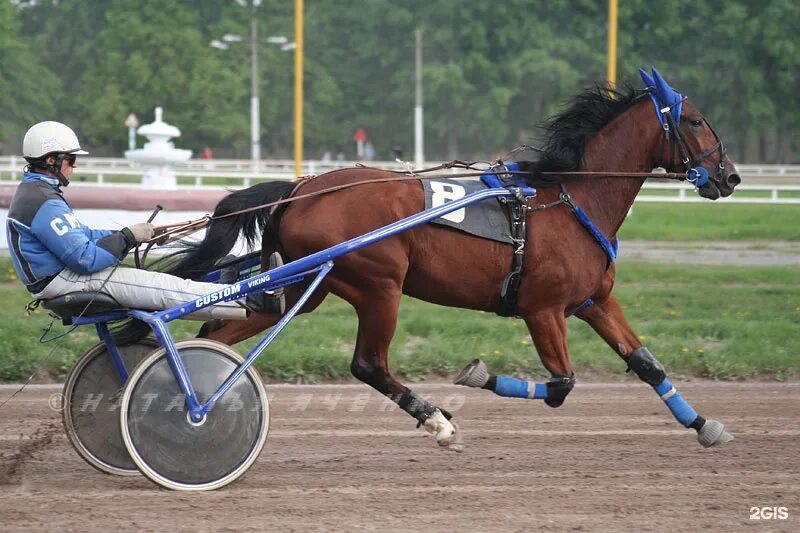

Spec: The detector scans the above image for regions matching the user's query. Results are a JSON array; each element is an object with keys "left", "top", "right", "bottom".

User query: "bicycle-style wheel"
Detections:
[
  {"left": 62, "top": 338, "right": 159, "bottom": 475},
  {"left": 120, "top": 339, "right": 269, "bottom": 491}
]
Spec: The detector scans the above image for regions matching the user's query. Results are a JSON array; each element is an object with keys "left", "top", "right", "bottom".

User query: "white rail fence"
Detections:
[{"left": 1, "top": 156, "right": 799, "bottom": 204}]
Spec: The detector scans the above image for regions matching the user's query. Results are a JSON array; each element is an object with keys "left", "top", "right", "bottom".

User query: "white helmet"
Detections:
[{"left": 23, "top": 121, "right": 89, "bottom": 159}]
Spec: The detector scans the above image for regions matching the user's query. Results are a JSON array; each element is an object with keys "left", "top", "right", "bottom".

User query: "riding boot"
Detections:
[
  {"left": 244, "top": 252, "right": 286, "bottom": 315},
  {"left": 245, "top": 290, "right": 285, "bottom": 315},
  {"left": 267, "top": 251, "right": 285, "bottom": 299}
]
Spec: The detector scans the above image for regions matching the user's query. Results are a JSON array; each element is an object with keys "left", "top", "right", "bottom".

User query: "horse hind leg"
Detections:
[
  {"left": 347, "top": 284, "right": 463, "bottom": 452},
  {"left": 576, "top": 293, "right": 733, "bottom": 448}
]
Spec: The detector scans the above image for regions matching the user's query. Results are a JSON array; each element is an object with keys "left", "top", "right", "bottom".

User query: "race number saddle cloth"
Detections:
[{"left": 420, "top": 179, "right": 518, "bottom": 244}]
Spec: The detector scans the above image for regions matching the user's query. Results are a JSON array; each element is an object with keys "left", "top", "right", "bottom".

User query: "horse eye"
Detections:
[{"left": 690, "top": 119, "right": 703, "bottom": 127}]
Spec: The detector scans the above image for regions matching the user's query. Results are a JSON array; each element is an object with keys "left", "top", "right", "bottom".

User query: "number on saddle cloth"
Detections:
[{"left": 422, "top": 180, "right": 517, "bottom": 243}]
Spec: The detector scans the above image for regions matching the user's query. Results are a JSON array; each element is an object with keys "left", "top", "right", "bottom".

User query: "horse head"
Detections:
[{"left": 640, "top": 67, "right": 740, "bottom": 200}]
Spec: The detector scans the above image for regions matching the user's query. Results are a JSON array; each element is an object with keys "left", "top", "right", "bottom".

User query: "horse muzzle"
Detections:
[{"left": 697, "top": 163, "right": 740, "bottom": 200}]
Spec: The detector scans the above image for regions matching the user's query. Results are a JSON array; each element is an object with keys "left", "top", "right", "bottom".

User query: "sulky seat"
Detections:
[{"left": 41, "top": 292, "right": 126, "bottom": 325}]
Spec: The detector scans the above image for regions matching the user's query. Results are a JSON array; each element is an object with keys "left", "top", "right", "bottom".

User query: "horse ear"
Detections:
[
  {"left": 639, "top": 68, "right": 655, "bottom": 88},
  {"left": 651, "top": 67, "right": 676, "bottom": 104},
  {"left": 651, "top": 67, "right": 683, "bottom": 122}
]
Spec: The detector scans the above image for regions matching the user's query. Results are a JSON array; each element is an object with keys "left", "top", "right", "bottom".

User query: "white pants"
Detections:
[{"left": 33, "top": 267, "right": 247, "bottom": 321}]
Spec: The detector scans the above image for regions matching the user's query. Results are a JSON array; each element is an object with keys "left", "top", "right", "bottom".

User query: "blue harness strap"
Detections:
[
  {"left": 569, "top": 204, "right": 618, "bottom": 264},
  {"left": 480, "top": 162, "right": 533, "bottom": 191},
  {"left": 567, "top": 298, "right": 595, "bottom": 317}
]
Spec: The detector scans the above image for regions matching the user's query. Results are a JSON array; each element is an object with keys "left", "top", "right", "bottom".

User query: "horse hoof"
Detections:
[
  {"left": 445, "top": 422, "right": 465, "bottom": 453},
  {"left": 453, "top": 358, "right": 489, "bottom": 388},
  {"left": 424, "top": 409, "right": 463, "bottom": 451},
  {"left": 697, "top": 419, "right": 734, "bottom": 448}
]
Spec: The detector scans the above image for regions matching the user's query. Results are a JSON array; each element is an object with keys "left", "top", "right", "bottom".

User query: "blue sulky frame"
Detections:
[{"left": 75, "top": 186, "right": 535, "bottom": 423}]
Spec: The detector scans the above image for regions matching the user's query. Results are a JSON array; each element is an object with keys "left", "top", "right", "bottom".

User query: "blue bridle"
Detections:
[{"left": 639, "top": 67, "right": 726, "bottom": 189}]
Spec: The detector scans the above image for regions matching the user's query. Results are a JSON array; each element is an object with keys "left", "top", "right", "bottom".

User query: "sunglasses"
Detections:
[{"left": 63, "top": 154, "right": 77, "bottom": 167}]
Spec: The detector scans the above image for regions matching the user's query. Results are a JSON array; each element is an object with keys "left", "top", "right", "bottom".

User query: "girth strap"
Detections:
[
  {"left": 493, "top": 183, "right": 617, "bottom": 318},
  {"left": 484, "top": 164, "right": 533, "bottom": 318},
  {"left": 497, "top": 195, "right": 527, "bottom": 317}
]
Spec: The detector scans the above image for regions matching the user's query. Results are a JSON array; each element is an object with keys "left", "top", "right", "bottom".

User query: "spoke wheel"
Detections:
[
  {"left": 120, "top": 339, "right": 269, "bottom": 491},
  {"left": 62, "top": 338, "right": 159, "bottom": 475}
]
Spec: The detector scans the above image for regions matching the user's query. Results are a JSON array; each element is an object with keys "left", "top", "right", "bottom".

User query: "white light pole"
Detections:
[
  {"left": 211, "top": 2, "right": 293, "bottom": 164},
  {"left": 414, "top": 29, "right": 424, "bottom": 169},
  {"left": 211, "top": 28, "right": 259, "bottom": 162}
]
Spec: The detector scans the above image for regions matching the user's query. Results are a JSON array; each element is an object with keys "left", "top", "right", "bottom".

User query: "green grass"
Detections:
[
  {"left": 620, "top": 203, "right": 800, "bottom": 240},
  {"left": 0, "top": 260, "right": 797, "bottom": 382}
]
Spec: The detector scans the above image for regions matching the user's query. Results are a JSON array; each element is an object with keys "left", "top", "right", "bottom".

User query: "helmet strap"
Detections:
[
  {"left": 51, "top": 153, "right": 70, "bottom": 187},
  {"left": 25, "top": 154, "right": 70, "bottom": 186}
]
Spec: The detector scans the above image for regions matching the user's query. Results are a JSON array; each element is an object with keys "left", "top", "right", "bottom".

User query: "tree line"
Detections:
[{"left": 1, "top": 0, "right": 797, "bottom": 162}]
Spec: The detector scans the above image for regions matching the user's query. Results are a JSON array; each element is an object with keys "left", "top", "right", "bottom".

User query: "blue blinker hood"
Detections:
[{"left": 639, "top": 66, "right": 683, "bottom": 129}]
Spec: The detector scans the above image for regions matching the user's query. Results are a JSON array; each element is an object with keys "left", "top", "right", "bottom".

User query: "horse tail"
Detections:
[
  {"left": 160, "top": 180, "right": 296, "bottom": 280},
  {"left": 109, "top": 180, "right": 295, "bottom": 346}
]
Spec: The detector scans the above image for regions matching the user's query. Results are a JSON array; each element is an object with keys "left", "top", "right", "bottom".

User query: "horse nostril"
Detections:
[{"left": 727, "top": 173, "right": 741, "bottom": 187}]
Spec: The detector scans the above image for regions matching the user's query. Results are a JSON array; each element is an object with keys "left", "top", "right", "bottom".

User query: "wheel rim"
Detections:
[
  {"left": 62, "top": 339, "right": 159, "bottom": 476},
  {"left": 120, "top": 339, "right": 269, "bottom": 491}
]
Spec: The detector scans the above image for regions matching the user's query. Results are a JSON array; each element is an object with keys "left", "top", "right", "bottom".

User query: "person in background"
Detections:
[
  {"left": 201, "top": 146, "right": 213, "bottom": 160},
  {"left": 6, "top": 121, "right": 283, "bottom": 319},
  {"left": 363, "top": 141, "right": 375, "bottom": 162}
]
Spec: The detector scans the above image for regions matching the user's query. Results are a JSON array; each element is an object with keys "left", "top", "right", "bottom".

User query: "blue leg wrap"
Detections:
[
  {"left": 653, "top": 378, "right": 698, "bottom": 427},
  {"left": 494, "top": 376, "right": 548, "bottom": 400}
]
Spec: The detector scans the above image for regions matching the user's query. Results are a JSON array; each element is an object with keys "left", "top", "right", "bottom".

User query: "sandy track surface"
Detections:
[
  {"left": 618, "top": 240, "right": 800, "bottom": 266},
  {"left": 1, "top": 382, "right": 798, "bottom": 532}
]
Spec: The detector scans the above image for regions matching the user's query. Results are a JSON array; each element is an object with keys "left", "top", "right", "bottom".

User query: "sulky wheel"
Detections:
[
  {"left": 62, "top": 338, "right": 159, "bottom": 476},
  {"left": 119, "top": 339, "right": 269, "bottom": 491}
]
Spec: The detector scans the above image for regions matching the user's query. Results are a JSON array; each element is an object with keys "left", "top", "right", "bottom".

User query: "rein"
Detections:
[
  {"left": 134, "top": 150, "right": 693, "bottom": 267},
  {"left": 145, "top": 165, "right": 687, "bottom": 241}
]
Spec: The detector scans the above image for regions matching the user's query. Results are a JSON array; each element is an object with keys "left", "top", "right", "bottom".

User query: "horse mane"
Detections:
[{"left": 518, "top": 82, "right": 648, "bottom": 183}]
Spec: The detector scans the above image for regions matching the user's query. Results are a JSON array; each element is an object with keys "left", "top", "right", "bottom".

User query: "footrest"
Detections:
[{"left": 41, "top": 292, "right": 125, "bottom": 324}]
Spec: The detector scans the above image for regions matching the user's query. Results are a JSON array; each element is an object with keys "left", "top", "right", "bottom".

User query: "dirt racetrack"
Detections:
[{"left": 1, "top": 382, "right": 798, "bottom": 532}]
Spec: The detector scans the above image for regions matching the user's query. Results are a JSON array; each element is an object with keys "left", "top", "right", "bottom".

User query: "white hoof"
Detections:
[
  {"left": 423, "top": 409, "right": 464, "bottom": 452},
  {"left": 697, "top": 419, "right": 734, "bottom": 448},
  {"left": 447, "top": 421, "right": 465, "bottom": 453}
]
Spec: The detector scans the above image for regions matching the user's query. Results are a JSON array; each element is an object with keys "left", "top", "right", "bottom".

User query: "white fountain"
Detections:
[{"left": 124, "top": 107, "right": 192, "bottom": 189}]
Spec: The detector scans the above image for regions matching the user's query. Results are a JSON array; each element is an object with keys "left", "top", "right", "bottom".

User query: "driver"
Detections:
[{"left": 6, "top": 121, "right": 283, "bottom": 319}]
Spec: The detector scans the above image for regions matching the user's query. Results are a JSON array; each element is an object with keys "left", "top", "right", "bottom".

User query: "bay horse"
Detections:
[{"left": 146, "top": 68, "right": 740, "bottom": 451}]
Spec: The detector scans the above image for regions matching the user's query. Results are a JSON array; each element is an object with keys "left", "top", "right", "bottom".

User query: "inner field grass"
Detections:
[
  {"left": 0, "top": 260, "right": 796, "bottom": 382},
  {"left": 619, "top": 202, "right": 800, "bottom": 240}
]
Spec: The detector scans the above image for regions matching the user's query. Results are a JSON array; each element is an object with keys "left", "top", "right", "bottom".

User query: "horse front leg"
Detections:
[
  {"left": 576, "top": 293, "right": 733, "bottom": 448},
  {"left": 454, "top": 309, "right": 576, "bottom": 408},
  {"left": 348, "top": 288, "right": 463, "bottom": 452}
]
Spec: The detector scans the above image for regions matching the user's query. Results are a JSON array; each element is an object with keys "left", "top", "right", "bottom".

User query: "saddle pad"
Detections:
[{"left": 420, "top": 179, "right": 513, "bottom": 244}]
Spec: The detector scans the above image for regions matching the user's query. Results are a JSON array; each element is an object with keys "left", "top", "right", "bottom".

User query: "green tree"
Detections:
[
  {"left": 69, "top": 0, "right": 249, "bottom": 155},
  {"left": 0, "top": 1, "right": 60, "bottom": 146},
  {"left": 2, "top": 0, "right": 796, "bottom": 162}
]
